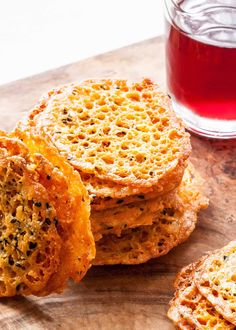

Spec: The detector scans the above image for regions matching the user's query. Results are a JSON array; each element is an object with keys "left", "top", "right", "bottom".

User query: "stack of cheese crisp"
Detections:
[
  {"left": 168, "top": 241, "right": 236, "bottom": 329},
  {"left": 16, "top": 78, "right": 208, "bottom": 265}
]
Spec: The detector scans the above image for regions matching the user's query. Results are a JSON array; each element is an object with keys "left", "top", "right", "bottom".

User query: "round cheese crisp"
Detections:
[
  {"left": 93, "top": 182, "right": 207, "bottom": 266},
  {"left": 0, "top": 131, "right": 95, "bottom": 297},
  {"left": 194, "top": 241, "right": 236, "bottom": 326},
  {"left": 91, "top": 165, "right": 208, "bottom": 241},
  {"left": 93, "top": 208, "right": 196, "bottom": 265},
  {"left": 82, "top": 163, "right": 186, "bottom": 210},
  {"left": 17, "top": 79, "right": 191, "bottom": 198},
  {"left": 168, "top": 261, "right": 235, "bottom": 330}
]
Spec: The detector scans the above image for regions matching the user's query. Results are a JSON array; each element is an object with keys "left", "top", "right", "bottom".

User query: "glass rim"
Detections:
[
  {"left": 164, "top": 0, "right": 236, "bottom": 47},
  {"left": 164, "top": 0, "right": 236, "bottom": 16}
]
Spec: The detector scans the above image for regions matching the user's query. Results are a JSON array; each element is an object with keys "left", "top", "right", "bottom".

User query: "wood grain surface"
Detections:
[{"left": 0, "top": 36, "right": 235, "bottom": 330}]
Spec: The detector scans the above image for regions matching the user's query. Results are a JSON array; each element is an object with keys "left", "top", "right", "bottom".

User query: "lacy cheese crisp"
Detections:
[{"left": 0, "top": 131, "right": 95, "bottom": 297}]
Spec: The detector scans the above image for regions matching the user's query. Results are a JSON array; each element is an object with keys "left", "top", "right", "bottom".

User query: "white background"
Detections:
[{"left": 0, "top": 0, "right": 164, "bottom": 86}]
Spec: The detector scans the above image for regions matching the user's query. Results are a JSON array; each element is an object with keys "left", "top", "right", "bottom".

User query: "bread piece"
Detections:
[
  {"left": 0, "top": 132, "right": 95, "bottom": 297},
  {"left": 168, "top": 260, "right": 235, "bottom": 330},
  {"left": 17, "top": 79, "right": 191, "bottom": 195},
  {"left": 91, "top": 164, "right": 208, "bottom": 241},
  {"left": 194, "top": 241, "right": 236, "bottom": 325}
]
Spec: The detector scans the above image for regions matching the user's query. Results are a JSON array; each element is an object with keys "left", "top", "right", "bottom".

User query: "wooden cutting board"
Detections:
[{"left": 0, "top": 36, "right": 235, "bottom": 330}]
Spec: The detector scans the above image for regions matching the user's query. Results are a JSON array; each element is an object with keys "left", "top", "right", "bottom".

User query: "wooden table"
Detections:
[{"left": 0, "top": 36, "right": 235, "bottom": 330}]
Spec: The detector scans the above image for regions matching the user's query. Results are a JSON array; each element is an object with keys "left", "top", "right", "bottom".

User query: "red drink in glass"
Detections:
[{"left": 165, "top": 0, "right": 236, "bottom": 138}]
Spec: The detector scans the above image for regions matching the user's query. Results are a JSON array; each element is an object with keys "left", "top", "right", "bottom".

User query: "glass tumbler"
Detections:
[{"left": 164, "top": 0, "right": 236, "bottom": 139}]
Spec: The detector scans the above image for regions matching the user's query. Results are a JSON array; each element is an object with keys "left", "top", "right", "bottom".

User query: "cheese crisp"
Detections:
[
  {"left": 17, "top": 79, "right": 191, "bottom": 201},
  {"left": 93, "top": 174, "right": 208, "bottom": 265},
  {"left": 194, "top": 241, "right": 236, "bottom": 325},
  {"left": 91, "top": 165, "right": 208, "bottom": 241},
  {"left": 93, "top": 210, "right": 196, "bottom": 265},
  {"left": 81, "top": 169, "right": 183, "bottom": 211},
  {"left": 0, "top": 131, "right": 95, "bottom": 297},
  {"left": 168, "top": 260, "right": 235, "bottom": 330}
]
